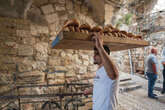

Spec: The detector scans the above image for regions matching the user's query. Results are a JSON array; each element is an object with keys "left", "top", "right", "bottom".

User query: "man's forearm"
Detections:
[{"left": 98, "top": 46, "right": 119, "bottom": 80}]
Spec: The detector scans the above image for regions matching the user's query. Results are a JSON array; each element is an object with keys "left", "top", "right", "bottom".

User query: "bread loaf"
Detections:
[
  {"left": 135, "top": 35, "right": 142, "bottom": 40},
  {"left": 79, "top": 23, "right": 91, "bottom": 34},
  {"left": 91, "top": 26, "right": 102, "bottom": 33},
  {"left": 63, "top": 19, "right": 79, "bottom": 32}
]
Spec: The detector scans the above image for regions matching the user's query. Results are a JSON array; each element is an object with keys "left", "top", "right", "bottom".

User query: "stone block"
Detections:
[
  {"left": 30, "top": 24, "right": 38, "bottom": 35},
  {"left": 66, "top": 0, "right": 73, "bottom": 10},
  {"left": 54, "top": 66, "right": 67, "bottom": 71},
  {"left": 4, "top": 41, "right": 17, "bottom": 48},
  {"left": 33, "top": 0, "right": 48, "bottom": 6},
  {"left": 49, "top": 22, "right": 61, "bottom": 32},
  {"left": 0, "top": 64, "right": 16, "bottom": 71},
  {"left": 45, "top": 13, "right": 58, "bottom": 24},
  {"left": 20, "top": 37, "right": 36, "bottom": 45},
  {"left": 60, "top": 51, "right": 66, "bottom": 57},
  {"left": 74, "top": 3, "right": 80, "bottom": 13},
  {"left": 57, "top": 0, "right": 65, "bottom": 4},
  {"left": 81, "top": 5, "right": 88, "bottom": 15},
  {"left": 0, "top": 48, "right": 17, "bottom": 55},
  {"left": 0, "top": 55, "right": 15, "bottom": 64},
  {"left": 18, "top": 45, "right": 33, "bottom": 56},
  {"left": 83, "top": 60, "right": 89, "bottom": 66},
  {"left": 32, "top": 61, "right": 47, "bottom": 71},
  {"left": 36, "top": 26, "right": 49, "bottom": 34},
  {"left": 49, "top": 0, "right": 58, "bottom": 3},
  {"left": 55, "top": 4, "right": 65, "bottom": 11},
  {"left": 48, "top": 79, "right": 65, "bottom": 84},
  {"left": 16, "top": 71, "right": 45, "bottom": 84},
  {"left": 79, "top": 67, "right": 87, "bottom": 74},
  {"left": 80, "top": 54, "right": 89, "bottom": 60},
  {"left": 48, "top": 56, "right": 61, "bottom": 66},
  {"left": 16, "top": 30, "right": 30, "bottom": 37},
  {"left": 88, "top": 65, "right": 97, "bottom": 72},
  {"left": 17, "top": 60, "right": 33, "bottom": 72},
  {"left": 41, "top": 4, "right": 54, "bottom": 15},
  {"left": 34, "top": 43, "right": 48, "bottom": 61}
]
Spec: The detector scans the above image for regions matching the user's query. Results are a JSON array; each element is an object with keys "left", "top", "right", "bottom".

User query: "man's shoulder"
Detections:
[{"left": 148, "top": 54, "right": 156, "bottom": 59}]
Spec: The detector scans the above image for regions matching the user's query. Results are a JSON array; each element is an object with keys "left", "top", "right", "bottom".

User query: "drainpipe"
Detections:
[{"left": 128, "top": 49, "right": 134, "bottom": 75}]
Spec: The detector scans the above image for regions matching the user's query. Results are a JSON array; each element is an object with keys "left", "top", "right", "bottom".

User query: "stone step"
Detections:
[
  {"left": 119, "top": 80, "right": 136, "bottom": 86},
  {"left": 119, "top": 83, "right": 142, "bottom": 93}
]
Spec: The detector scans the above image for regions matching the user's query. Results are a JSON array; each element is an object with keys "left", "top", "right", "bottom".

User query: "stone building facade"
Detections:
[
  {"left": 0, "top": 0, "right": 162, "bottom": 109},
  {"left": 0, "top": 0, "right": 118, "bottom": 109}
]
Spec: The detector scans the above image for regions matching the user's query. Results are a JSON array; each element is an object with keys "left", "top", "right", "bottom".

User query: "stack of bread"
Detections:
[{"left": 62, "top": 19, "right": 142, "bottom": 40}]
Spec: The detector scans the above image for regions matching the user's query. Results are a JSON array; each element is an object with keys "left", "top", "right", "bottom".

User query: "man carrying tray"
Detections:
[{"left": 84, "top": 33, "right": 119, "bottom": 110}]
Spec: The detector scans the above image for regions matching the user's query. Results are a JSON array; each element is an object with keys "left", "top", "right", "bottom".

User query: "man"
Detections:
[
  {"left": 146, "top": 47, "right": 158, "bottom": 99},
  {"left": 84, "top": 33, "right": 119, "bottom": 110},
  {"left": 161, "top": 48, "right": 165, "bottom": 94}
]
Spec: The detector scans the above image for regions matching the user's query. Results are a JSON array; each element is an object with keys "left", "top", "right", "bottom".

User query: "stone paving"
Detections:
[{"left": 118, "top": 74, "right": 165, "bottom": 110}]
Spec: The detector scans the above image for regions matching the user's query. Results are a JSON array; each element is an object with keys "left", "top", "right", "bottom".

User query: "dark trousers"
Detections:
[
  {"left": 146, "top": 72, "right": 157, "bottom": 96},
  {"left": 162, "top": 68, "right": 165, "bottom": 92}
]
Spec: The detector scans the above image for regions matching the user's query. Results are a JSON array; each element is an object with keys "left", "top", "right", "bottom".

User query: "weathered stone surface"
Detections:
[
  {"left": 16, "top": 30, "right": 30, "bottom": 37},
  {"left": 78, "top": 66, "right": 87, "bottom": 74},
  {"left": 49, "top": 22, "right": 60, "bottom": 32},
  {"left": 60, "top": 51, "right": 66, "bottom": 57},
  {"left": 35, "top": 25, "right": 49, "bottom": 34},
  {"left": 83, "top": 60, "right": 89, "bottom": 66},
  {"left": 32, "top": 61, "right": 47, "bottom": 71},
  {"left": 34, "top": 42, "right": 48, "bottom": 61},
  {"left": 80, "top": 54, "right": 89, "bottom": 60},
  {"left": 48, "top": 56, "right": 61, "bottom": 66},
  {"left": 105, "top": 4, "right": 114, "bottom": 25},
  {"left": 30, "top": 25, "right": 38, "bottom": 35},
  {"left": 33, "top": 0, "right": 48, "bottom": 7},
  {"left": 57, "top": 0, "right": 65, "bottom": 4},
  {"left": 20, "top": 37, "right": 36, "bottom": 45},
  {"left": 55, "top": 4, "right": 65, "bottom": 11},
  {"left": 88, "top": 65, "right": 98, "bottom": 72},
  {"left": 0, "top": 48, "right": 17, "bottom": 55},
  {"left": 16, "top": 71, "right": 45, "bottom": 84},
  {"left": 17, "top": 59, "right": 33, "bottom": 72},
  {"left": 75, "top": 57, "right": 82, "bottom": 65},
  {"left": 54, "top": 66, "right": 67, "bottom": 71},
  {"left": 81, "top": 5, "right": 88, "bottom": 15},
  {"left": 41, "top": 4, "right": 54, "bottom": 15},
  {"left": 0, "top": 55, "right": 15, "bottom": 64},
  {"left": 27, "top": 6, "right": 47, "bottom": 25},
  {"left": 18, "top": 45, "right": 33, "bottom": 56},
  {"left": 74, "top": 3, "right": 81, "bottom": 13},
  {"left": 0, "top": 64, "right": 16, "bottom": 71},
  {"left": 89, "top": 56, "right": 94, "bottom": 65},
  {"left": 66, "top": 0, "right": 73, "bottom": 10},
  {"left": 45, "top": 13, "right": 58, "bottom": 24}
]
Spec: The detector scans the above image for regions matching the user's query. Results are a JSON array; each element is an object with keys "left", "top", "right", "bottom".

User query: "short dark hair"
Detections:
[{"left": 94, "top": 45, "right": 110, "bottom": 55}]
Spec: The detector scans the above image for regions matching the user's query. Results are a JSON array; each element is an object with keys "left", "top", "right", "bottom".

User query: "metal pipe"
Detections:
[{"left": 128, "top": 49, "right": 134, "bottom": 75}]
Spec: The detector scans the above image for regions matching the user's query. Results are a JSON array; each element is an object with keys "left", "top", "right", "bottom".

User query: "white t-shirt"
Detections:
[{"left": 93, "top": 66, "right": 119, "bottom": 110}]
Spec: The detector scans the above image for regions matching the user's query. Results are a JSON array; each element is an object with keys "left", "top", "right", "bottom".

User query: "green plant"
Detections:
[{"left": 115, "top": 13, "right": 133, "bottom": 28}]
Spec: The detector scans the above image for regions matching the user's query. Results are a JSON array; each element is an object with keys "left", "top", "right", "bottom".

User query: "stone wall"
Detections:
[
  {"left": 0, "top": 17, "right": 97, "bottom": 110},
  {"left": 0, "top": 0, "right": 103, "bottom": 109},
  {"left": 0, "top": 0, "right": 129, "bottom": 109}
]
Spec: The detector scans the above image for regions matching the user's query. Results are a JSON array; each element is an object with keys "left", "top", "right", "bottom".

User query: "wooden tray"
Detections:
[{"left": 53, "top": 32, "right": 149, "bottom": 51}]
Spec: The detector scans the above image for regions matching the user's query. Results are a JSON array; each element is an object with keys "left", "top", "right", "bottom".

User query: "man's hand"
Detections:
[
  {"left": 83, "top": 89, "right": 92, "bottom": 95},
  {"left": 92, "top": 33, "right": 103, "bottom": 49}
]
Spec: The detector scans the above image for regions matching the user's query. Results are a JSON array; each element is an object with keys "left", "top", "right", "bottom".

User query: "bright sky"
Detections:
[{"left": 152, "top": 0, "right": 165, "bottom": 12}]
